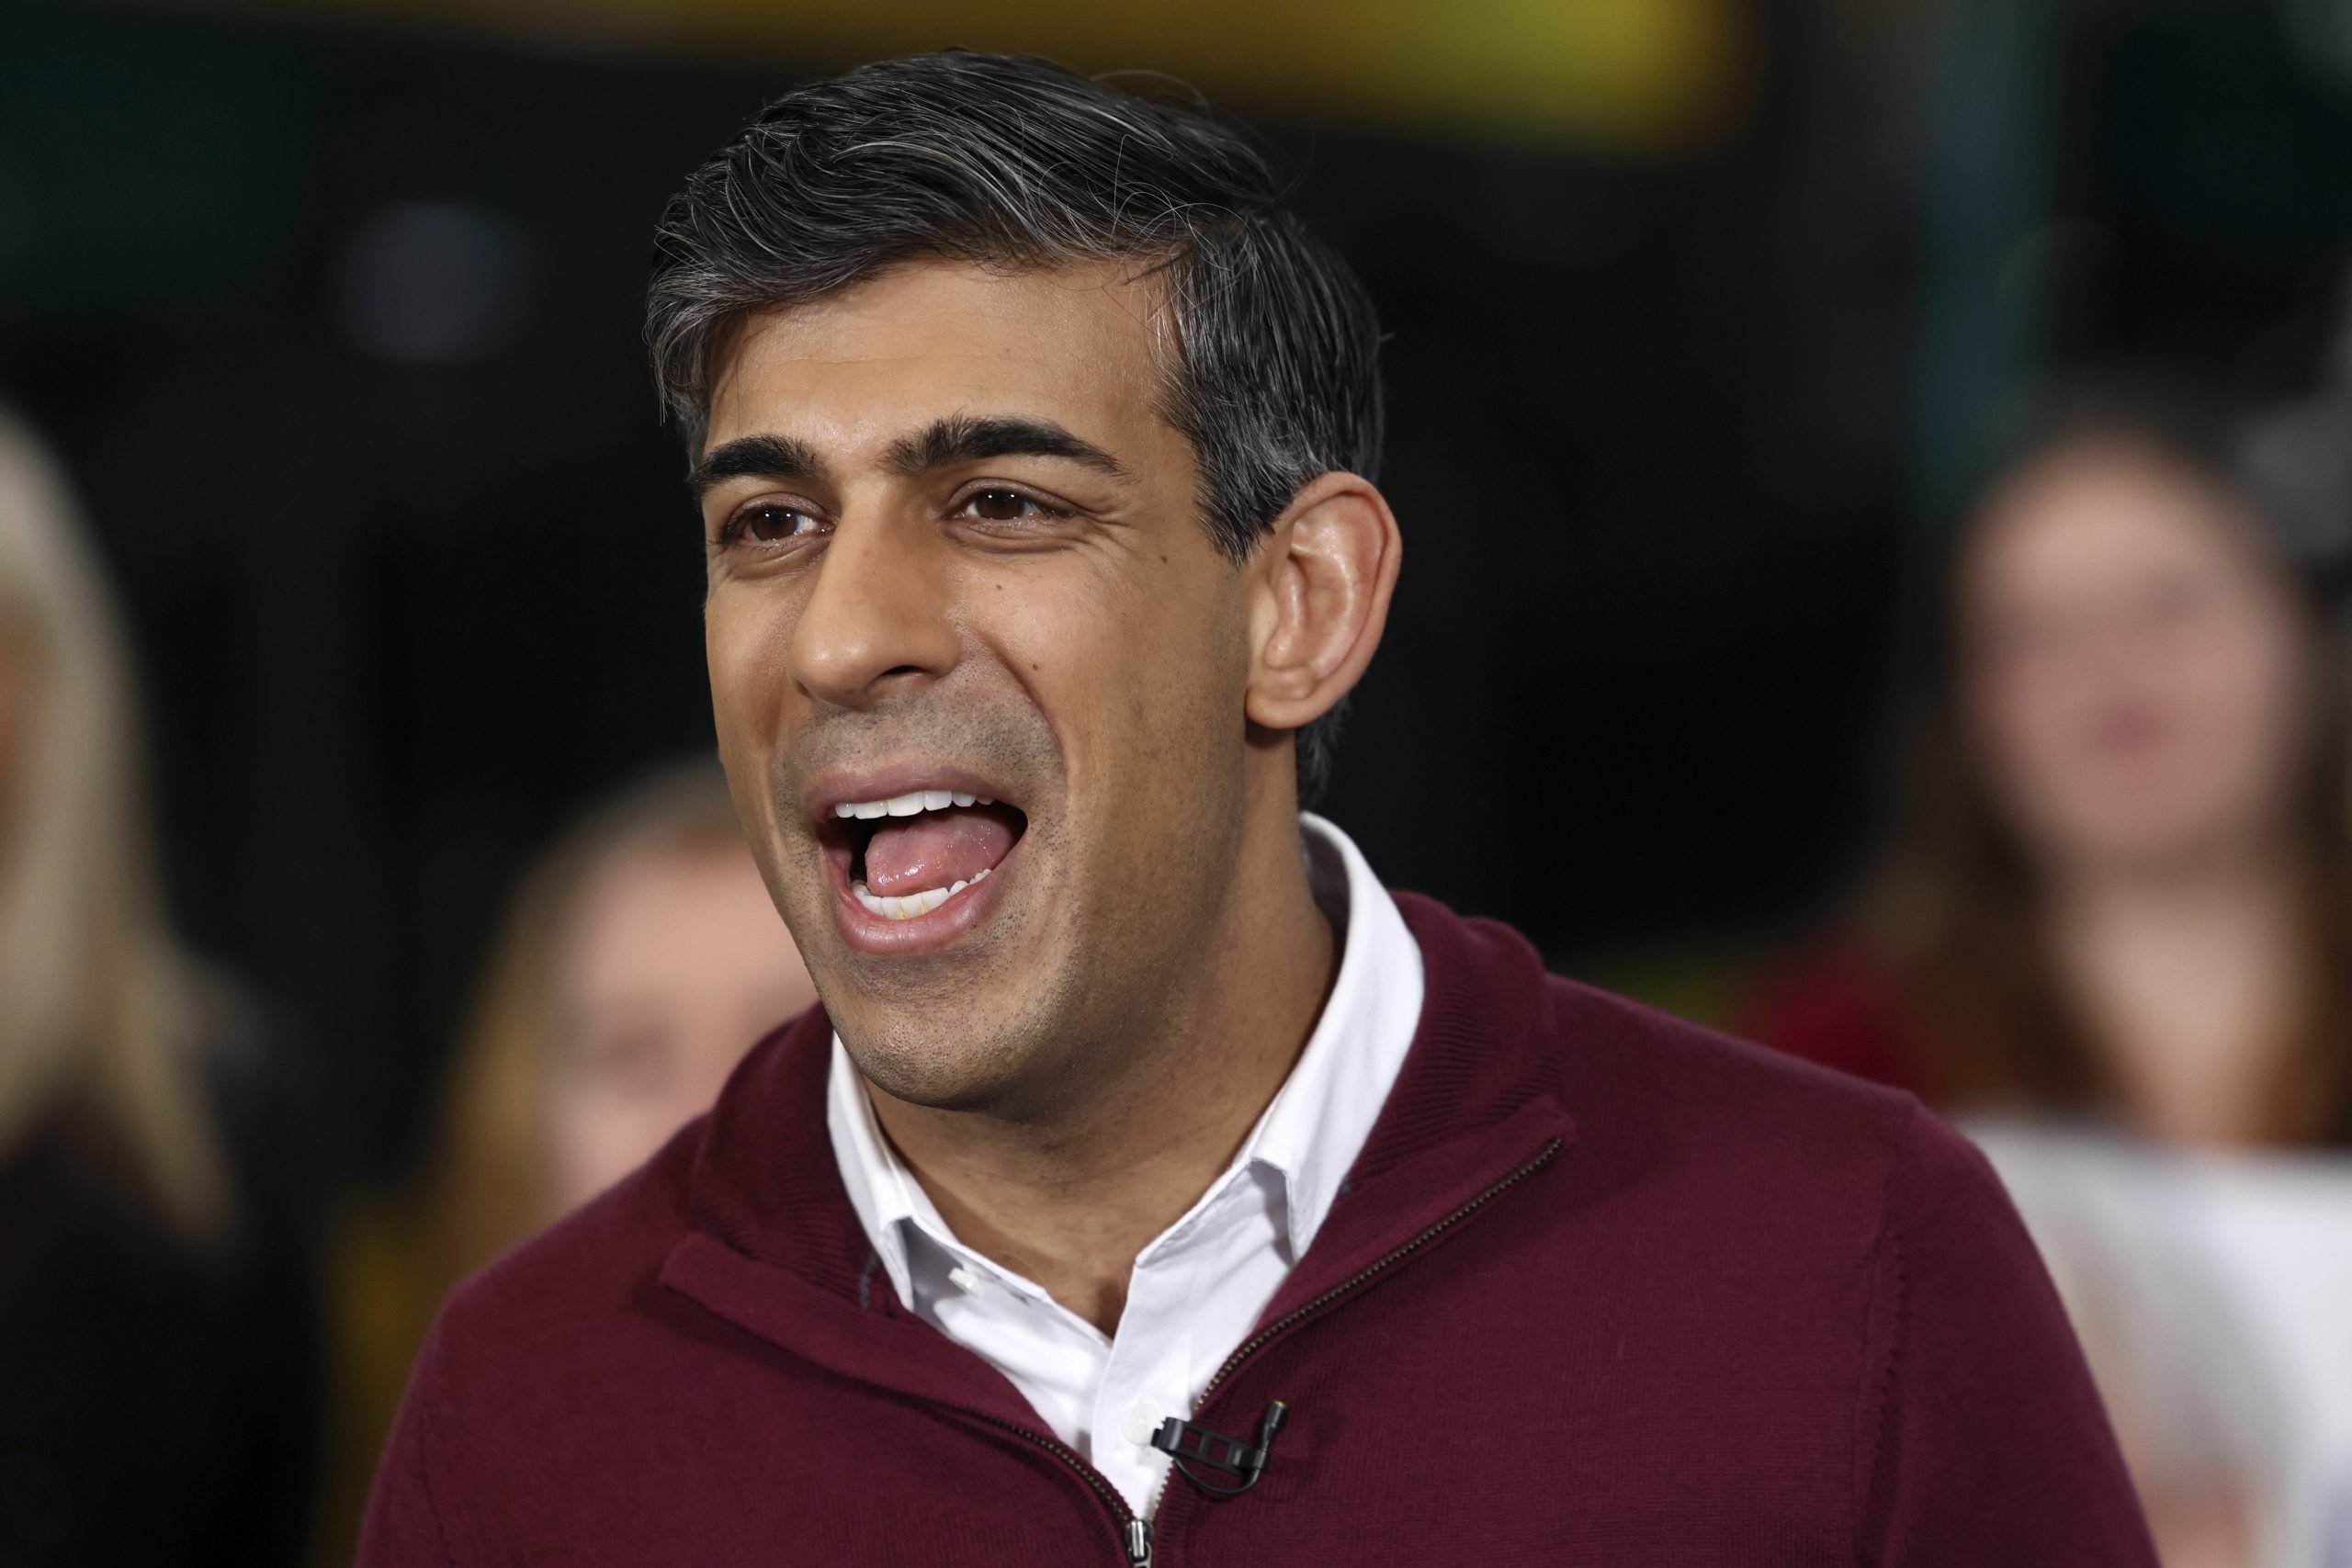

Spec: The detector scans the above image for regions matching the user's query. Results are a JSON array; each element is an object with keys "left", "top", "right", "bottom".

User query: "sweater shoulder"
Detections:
[
  {"left": 1552, "top": 967, "right": 1919, "bottom": 1122},
  {"left": 422, "top": 1116, "right": 706, "bottom": 1395},
  {"left": 1396, "top": 894, "right": 1936, "bottom": 1211},
  {"left": 1537, "top": 968, "right": 1946, "bottom": 1247}
]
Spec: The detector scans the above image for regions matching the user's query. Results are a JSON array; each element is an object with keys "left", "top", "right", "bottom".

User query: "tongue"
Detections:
[{"left": 865, "top": 805, "right": 1019, "bottom": 896}]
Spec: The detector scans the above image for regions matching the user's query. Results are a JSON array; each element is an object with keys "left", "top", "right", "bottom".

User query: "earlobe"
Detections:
[{"left": 1246, "top": 472, "right": 1402, "bottom": 734}]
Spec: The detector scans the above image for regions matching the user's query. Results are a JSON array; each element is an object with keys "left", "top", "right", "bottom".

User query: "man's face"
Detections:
[{"left": 699, "top": 259, "right": 1261, "bottom": 1113}]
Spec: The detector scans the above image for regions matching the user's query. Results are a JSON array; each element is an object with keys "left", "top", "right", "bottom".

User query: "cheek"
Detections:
[
  {"left": 706, "top": 587, "right": 803, "bottom": 828},
  {"left": 1968, "top": 658, "right": 2078, "bottom": 791},
  {"left": 1131, "top": 587, "right": 1245, "bottom": 780},
  {"left": 984, "top": 555, "right": 1239, "bottom": 753},
  {"left": 2188, "top": 615, "right": 2314, "bottom": 782},
  {"left": 1965, "top": 661, "right": 2129, "bottom": 851},
  {"left": 707, "top": 589, "right": 794, "bottom": 733}
]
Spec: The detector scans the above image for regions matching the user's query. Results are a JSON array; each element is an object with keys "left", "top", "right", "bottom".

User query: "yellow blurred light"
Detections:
[{"left": 141, "top": 0, "right": 1744, "bottom": 154}]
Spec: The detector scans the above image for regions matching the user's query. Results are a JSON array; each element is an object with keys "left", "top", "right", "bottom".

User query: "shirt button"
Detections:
[{"left": 1119, "top": 1402, "right": 1161, "bottom": 1446}]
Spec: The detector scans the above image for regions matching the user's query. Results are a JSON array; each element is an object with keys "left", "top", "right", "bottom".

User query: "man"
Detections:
[{"left": 363, "top": 51, "right": 2156, "bottom": 1565}]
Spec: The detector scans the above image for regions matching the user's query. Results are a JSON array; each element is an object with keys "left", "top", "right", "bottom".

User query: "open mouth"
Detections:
[{"left": 822, "top": 788, "right": 1028, "bottom": 922}]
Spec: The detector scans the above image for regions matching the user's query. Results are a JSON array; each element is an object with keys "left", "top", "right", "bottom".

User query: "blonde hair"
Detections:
[{"left": 0, "top": 404, "right": 232, "bottom": 1247}]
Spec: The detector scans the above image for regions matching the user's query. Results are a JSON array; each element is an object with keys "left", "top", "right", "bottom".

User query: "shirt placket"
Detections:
[{"left": 1090, "top": 1184, "right": 1246, "bottom": 1517}]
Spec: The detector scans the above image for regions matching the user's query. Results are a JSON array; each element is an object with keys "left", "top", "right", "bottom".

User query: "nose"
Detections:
[{"left": 788, "top": 513, "right": 960, "bottom": 710}]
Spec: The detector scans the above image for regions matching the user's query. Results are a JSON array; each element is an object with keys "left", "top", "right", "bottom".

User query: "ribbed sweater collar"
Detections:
[{"left": 662, "top": 893, "right": 1575, "bottom": 1409}]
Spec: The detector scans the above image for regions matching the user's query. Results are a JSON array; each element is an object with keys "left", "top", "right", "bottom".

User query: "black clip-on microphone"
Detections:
[{"left": 1149, "top": 1400, "right": 1289, "bottom": 1498}]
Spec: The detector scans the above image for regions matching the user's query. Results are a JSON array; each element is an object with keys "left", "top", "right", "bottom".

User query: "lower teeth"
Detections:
[{"left": 854, "top": 865, "right": 989, "bottom": 921}]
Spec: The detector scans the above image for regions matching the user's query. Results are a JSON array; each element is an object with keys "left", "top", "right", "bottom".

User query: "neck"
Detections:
[
  {"left": 2043, "top": 832, "right": 2308, "bottom": 1146},
  {"left": 863, "top": 798, "right": 1339, "bottom": 1334}
]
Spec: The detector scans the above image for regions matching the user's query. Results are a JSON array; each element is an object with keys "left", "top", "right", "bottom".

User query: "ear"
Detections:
[{"left": 1246, "top": 471, "right": 1402, "bottom": 736}]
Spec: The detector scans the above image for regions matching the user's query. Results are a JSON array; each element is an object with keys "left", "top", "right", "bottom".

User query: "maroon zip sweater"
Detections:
[{"left": 362, "top": 895, "right": 2156, "bottom": 1565}]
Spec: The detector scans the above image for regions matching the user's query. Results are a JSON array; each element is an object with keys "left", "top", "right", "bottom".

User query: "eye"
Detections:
[
  {"left": 722, "top": 502, "right": 824, "bottom": 547},
  {"left": 956, "top": 488, "right": 1068, "bottom": 525}
]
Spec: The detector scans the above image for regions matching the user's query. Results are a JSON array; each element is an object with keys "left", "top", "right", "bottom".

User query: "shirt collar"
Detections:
[
  {"left": 824, "top": 1029, "right": 922, "bottom": 1303},
  {"left": 1224, "top": 811, "right": 1425, "bottom": 1257},
  {"left": 825, "top": 812, "right": 1425, "bottom": 1309}
]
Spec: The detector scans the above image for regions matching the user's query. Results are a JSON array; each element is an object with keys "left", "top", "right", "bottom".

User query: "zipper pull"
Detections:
[{"left": 1125, "top": 1517, "right": 1152, "bottom": 1566}]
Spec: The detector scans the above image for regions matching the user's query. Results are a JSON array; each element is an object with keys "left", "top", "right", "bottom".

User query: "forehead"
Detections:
[
  {"left": 1970, "top": 447, "right": 2251, "bottom": 604},
  {"left": 704, "top": 258, "right": 1177, "bottom": 458},
  {"left": 559, "top": 840, "right": 776, "bottom": 981}
]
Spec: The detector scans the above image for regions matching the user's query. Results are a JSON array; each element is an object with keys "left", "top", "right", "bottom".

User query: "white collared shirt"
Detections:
[{"left": 826, "top": 812, "right": 1423, "bottom": 1517}]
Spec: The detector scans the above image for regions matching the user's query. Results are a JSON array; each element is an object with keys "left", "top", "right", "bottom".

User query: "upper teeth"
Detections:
[{"left": 834, "top": 789, "right": 992, "bottom": 820}]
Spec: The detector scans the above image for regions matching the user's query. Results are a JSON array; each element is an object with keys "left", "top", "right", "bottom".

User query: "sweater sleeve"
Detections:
[
  {"left": 356, "top": 1326, "right": 463, "bottom": 1568},
  {"left": 1854, "top": 1104, "right": 2157, "bottom": 1566}
]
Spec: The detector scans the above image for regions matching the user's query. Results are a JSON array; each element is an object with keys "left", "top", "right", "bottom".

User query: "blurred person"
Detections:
[
  {"left": 363, "top": 53, "right": 2154, "bottom": 1565},
  {"left": 1747, "top": 389, "right": 2352, "bottom": 1146},
  {"left": 424, "top": 758, "right": 819, "bottom": 1281},
  {"left": 327, "top": 761, "right": 815, "bottom": 1557},
  {"left": 1745, "top": 387, "right": 2352, "bottom": 1565},
  {"left": 0, "top": 403, "right": 322, "bottom": 1565}
]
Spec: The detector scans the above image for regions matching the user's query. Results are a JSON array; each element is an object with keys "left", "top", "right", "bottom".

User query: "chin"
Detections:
[
  {"left": 2059, "top": 807, "right": 2234, "bottom": 872},
  {"left": 836, "top": 1017, "right": 1045, "bottom": 1113}
]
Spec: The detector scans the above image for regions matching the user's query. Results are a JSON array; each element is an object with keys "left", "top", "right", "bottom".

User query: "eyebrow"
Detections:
[
  {"left": 688, "top": 414, "right": 1129, "bottom": 501},
  {"left": 886, "top": 414, "right": 1130, "bottom": 480},
  {"left": 688, "top": 433, "right": 831, "bottom": 497}
]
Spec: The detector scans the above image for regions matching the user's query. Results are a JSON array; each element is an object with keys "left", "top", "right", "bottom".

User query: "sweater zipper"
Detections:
[
  {"left": 967, "top": 1135, "right": 1561, "bottom": 1567},
  {"left": 967, "top": 1412, "right": 1153, "bottom": 1565}
]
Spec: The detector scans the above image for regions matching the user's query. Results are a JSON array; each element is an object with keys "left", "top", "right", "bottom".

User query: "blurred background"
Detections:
[{"left": 6, "top": 0, "right": 2352, "bottom": 1562}]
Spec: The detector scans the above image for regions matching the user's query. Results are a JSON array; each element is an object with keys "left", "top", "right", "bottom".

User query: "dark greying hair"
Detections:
[{"left": 645, "top": 50, "right": 1385, "bottom": 802}]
